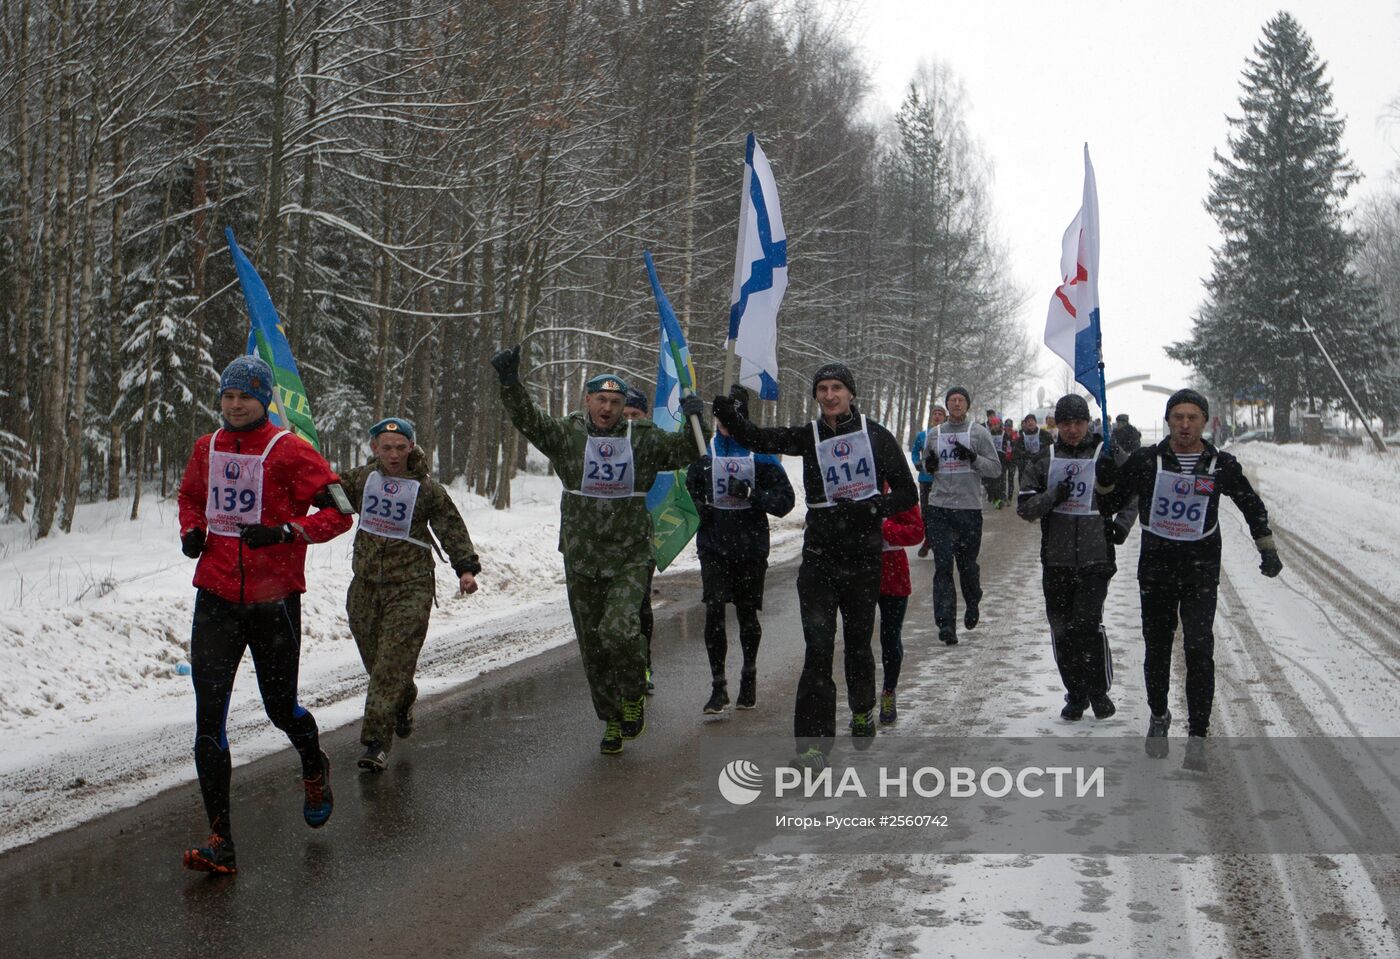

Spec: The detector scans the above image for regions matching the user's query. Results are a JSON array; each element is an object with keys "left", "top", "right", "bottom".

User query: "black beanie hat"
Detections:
[
  {"left": 1165, "top": 388, "right": 1209, "bottom": 419},
  {"left": 728, "top": 384, "right": 751, "bottom": 420},
  {"left": 811, "top": 362, "right": 857, "bottom": 397},
  {"left": 623, "top": 387, "right": 649, "bottom": 414},
  {"left": 1054, "top": 394, "right": 1091, "bottom": 423},
  {"left": 945, "top": 386, "right": 971, "bottom": 405}
]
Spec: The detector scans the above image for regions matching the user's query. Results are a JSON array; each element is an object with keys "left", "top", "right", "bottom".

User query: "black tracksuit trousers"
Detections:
[
  {"left": 1042, "top": 566, "right": 1113, "bottom": 704},
  {"left": 794, "top": 552, "right": 882, "bottom": 745},
  {"left": 1140, "top": 575, "right": 1219, "bottom": 736}
]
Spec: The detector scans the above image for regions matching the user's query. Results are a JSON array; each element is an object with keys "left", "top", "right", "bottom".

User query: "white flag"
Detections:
[
  {"left": 1044, "top": 143, "right": 1105, "bottom": 406},
  {"left": 728, "top": 133, "right": 787, "bottom": 399}
]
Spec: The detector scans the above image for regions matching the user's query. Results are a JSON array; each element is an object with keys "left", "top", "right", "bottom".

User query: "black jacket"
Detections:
[
  {"left": 1112, "top": 422, "right": 1143, "bottom": 454},
  {"left": 1098, "top": 438, "right": 1273, "bottom": 583},
  {"left": 723, "top": 405, "right": 917, "bottom": 557},
  {"left": 1017, "top": 435, "right": 1136, "bottom": 571},
  {"left": 685, "top": 449, "right": 796, "bottom": 561}
]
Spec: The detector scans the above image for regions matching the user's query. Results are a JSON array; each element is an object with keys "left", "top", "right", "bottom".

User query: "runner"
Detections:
[
  {"left": 910, "top": 404, "right": 948, "bottom": 557},
  {"left": 713, "top": 362, "right": 916, "bottom": 768},
  {"left": 1114, "top": 412, "right": 1143, "bottom": 454},
  {"left": 491, "top": 345, "right": 706, "bottom": 754},
  {"left": 983, "top": 416, "right": 1007, "bottom": 508},
  {"left": 920, "top": 386, "right": 1001, "bottom": 645},
  {"left": 623, "top": 387, "right": 658, "bottom": 694},
  {"left": 877, "top": 485, "right": 925, "bottom": 724},
  {"left": 684, "top": 386, "right": 795, "bottom": 715},
  {"left": 1097, "top": 388, "right": 1282, "bottom": 770},
  {"left": 1014, "top": 413, "right": 1044, "bottom": 481},
  {"left": 998, "top": 416, "right": 1019, "bottom": 505},
  {"left": 176, "top": 355, "right": 354, "bottom": 874},
  {"left": 1016, "top": 395, "right": 1136, "bottom": 721},
  {"left": 339, "top": 417, "right": 481, "bottom": 773}
]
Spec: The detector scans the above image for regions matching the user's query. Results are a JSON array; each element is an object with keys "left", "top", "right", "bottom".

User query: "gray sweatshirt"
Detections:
[{"left": 924, "top": 419, "right": 1002, "bottom": 510}]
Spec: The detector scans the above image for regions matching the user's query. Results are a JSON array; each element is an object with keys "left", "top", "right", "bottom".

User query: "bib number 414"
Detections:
[{"left": 825, "top": 458, "right": 871, "bottom": 486}]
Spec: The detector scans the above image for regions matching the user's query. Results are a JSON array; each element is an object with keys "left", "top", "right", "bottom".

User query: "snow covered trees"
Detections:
[{"left": 1170, "top": 13, "right": 1397, "bottom": 439}]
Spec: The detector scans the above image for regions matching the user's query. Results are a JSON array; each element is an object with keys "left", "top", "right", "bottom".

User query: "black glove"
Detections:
[
  {"left": 489, "top": 345, "right": 521, "bottom": 386},
  {"left": 1052, "top": 477, "right": 1074, "bottom": 505},
  {"left": 922, "top": 452, "right": 939, "bottom": 474},
  {"left": 728, "top": 478, "right": 753, "bottom": 501},
  {"left": 712, "top": 394, "right": 739, "bottom": 427},
  {"left": 1259, "top": 549, "right": 1283, "bottom": 578},
  {"left": 1105, "top": 522, "right": 1129, "bottom": 546},
  {"left": 952, "top": 441, "right": 976, "bottom": 463},
  {"left": 680, "top": 394, "right": 705, "bottom": 421},
  {"left": 1095, "top": 453, "right": 1120, "bottom": 488},
  {"left": 240, "top": 523, "right": 294, "bottom": 549},
  {"left": 181, "top": 527, "right": 206, "bottom": 559}
]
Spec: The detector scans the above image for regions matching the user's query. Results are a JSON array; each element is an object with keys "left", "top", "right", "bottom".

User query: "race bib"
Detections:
[
  {"left": 359, "top": 471, "right": 421, "bottom": 540},
  {"left": 1047, "top": 446, "right": 1097, "bottom": 515},
  {"left": 1023, "top": 432, "right": 1040, "bottom": 455},
  {"left": 205, "top": 430, "right": 287, "bottom": 537},
  {"left": 1147, "top": 461, "right": 1213, "bottom": 541},
  {"left": 812, "top": 417, "right": 877, "bottom": 504},
  {"left": 580, "top": 428, "right": 636, "bottom": 499},
  {"left": 936, "top": 427, "right": 972, "bottom": 475},
  {"left": 711, "top": 442, "right": 755, "bottom": 511}
]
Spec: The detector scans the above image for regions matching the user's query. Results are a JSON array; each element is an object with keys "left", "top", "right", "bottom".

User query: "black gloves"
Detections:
[
  {"left": 1105, "top": 522, "right": 1130, "bottom": 546},
  {"left": 952, "top": 441, "right": 976, "bottom": 463},
  {"left": 922, "top": 452, "right": 939, "bottom": 474},
  {"left": 1259, "top": 549, "right": 1283, "bottom": 578},
  {"left": 711, "top": 394, "right": 739, "bottom": 427},
  {"left": 728, "top": 478, "right": 753, "bottom": 501},
  {"left": 181, "top": 528, "right": 206, "bottom": 559},
  {"left": 1095, "top": 453, "right": 1120, "bottom": 488},
  {"left": 1052, "top": 477, "right": 1074, "bottom": 505},
  {"left": 680, "top": 394, "right": 705, "bottom": 421},
  {"left": 240, "top": 523, "right": 294, "bottom": 549},
  {"left": 490, "top": 345, "right": 521, "bottom": 386}
]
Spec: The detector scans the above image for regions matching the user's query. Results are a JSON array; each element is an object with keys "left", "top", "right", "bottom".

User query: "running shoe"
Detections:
[
  {"left": 182, "top": 832, "right": 237, "bottom": 875},
  {"left": 939, "top": 627, "right": 958, "bottom": 646},
  {"left": 600, "top": 721, "right": 623, "bottom": 755},
  {"left": 1182, "top": 735, "right": 1208, "bottom": 773},
  {"left": 964, "top": 603, "right": 980, "bottom": 630},
  {"left": 703, "top": 683, "right": 730, "bottom": 715},
  {"left": 1060, "top": 699, "right": 1088, "bottom": 721},
  {"left": 357, "top": 741, "right": 389, "bottom": 773},
  {"left": 1145, "top": 711, "right": 1171, "bottom": 759},
  {"left": 645, "top": 667, "right": 655, "bottom": 696},
  {"left": 620, "top": 697, "right": 646, "bottom": 739},
  {"left": 395, "top": 701, "right": 415, "bottom": 739},
  {"left": 879, "top": 691, "right": 897, "bottom": 725},
  {"left": 1090, "top": 694, "right": 1116, "bottom": 719},
  {"left": 736, "top": 672, "right": 757, "bottom": 710},
  {"left": 303, "top": 752, "right": 334, "bottom": 828},
  {"left": 850, "top": 710, "right": 877, "bottom": 749},
  {"left": 793, "top": 747, "right": 827, "bottom": 772}
]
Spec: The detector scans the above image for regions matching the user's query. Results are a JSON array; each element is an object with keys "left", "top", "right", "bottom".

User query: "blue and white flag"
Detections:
[
  {"left": 728, "top": 133, "right": 787, "bottom": 400},
  {"left": 1045, "top": 144, "right": 1107, "bottom": 413}
]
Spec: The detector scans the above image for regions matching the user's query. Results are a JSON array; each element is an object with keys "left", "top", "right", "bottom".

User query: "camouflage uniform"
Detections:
[
  {"left": 341, "top": 448, "right": 480, "bottom": 745},
  {"left": 500, "top": 381, "right": 704, "bottom": 720}
]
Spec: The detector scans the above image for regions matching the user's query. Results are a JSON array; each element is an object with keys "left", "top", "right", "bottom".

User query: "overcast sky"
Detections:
[{"left": 841, "top": 0, "right": 1400, "bottom": 428}]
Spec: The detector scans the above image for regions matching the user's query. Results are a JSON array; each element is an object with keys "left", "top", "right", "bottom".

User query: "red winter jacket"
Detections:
[
  {"left": 178, "top": 419, "right": 352, "bottom": 604},
  {"left": 880, "top": 502, "right": 925, "bottom": 597}
]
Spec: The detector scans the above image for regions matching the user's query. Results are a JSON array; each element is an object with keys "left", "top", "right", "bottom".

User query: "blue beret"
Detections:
[
  {"left": 585, "top": 373, "right": 630, "bottom": 395},
  {"left": 369, "top": 417, "right": 415, "bottom": 441}
]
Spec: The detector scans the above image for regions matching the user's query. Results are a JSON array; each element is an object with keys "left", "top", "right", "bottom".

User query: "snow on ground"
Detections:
[{"left": 0, "top": 455, "right": 808, "bottom": 852}]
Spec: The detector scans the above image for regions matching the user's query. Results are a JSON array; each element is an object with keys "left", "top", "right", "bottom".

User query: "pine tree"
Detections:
[{"left": 1171, "top": 12, "right": 1396, "bottom": 439}]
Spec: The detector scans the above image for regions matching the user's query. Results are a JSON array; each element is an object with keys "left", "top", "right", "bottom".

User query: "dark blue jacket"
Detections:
[{"left": 685, "top": 435, "right": 795, "bottom": 560}]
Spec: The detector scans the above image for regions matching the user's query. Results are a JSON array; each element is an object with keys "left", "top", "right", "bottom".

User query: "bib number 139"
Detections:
[{"left": 211, "top": 486, "right": 255, "bottom": 513}]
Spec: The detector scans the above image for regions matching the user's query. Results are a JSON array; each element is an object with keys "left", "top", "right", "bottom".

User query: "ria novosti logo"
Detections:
[{"left": 717, "top": 760, "right": 764, "bottom": 805}]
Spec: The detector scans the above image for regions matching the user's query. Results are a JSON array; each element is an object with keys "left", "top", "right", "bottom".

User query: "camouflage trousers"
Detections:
[
  {"left": 347, "top": 576, "right": 434, "bottom": 745},
  {"left": 564, "top": 559, "right": 650, "bottom": 722}
]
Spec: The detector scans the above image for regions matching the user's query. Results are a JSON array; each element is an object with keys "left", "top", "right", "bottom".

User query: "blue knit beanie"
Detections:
[{"left": 219, "top": 355, "right": 275, "bottom": 411}]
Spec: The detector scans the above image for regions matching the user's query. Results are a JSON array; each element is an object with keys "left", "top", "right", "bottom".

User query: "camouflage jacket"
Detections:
[
  {"left": 500, "top": 381, "right": 706, "bottom": 576},
  {"left": 340, "top": 448, "right": 481, "bottom": 584}
]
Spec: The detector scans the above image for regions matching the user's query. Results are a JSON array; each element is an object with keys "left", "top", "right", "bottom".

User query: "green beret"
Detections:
[
  {"left": 584, "top": 373, "right": 630, "bottom": 395},
  {"left": 369, "top": 417, "right": 415, "bottom": 441}
]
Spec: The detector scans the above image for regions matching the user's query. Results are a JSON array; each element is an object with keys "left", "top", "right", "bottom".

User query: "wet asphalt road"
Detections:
[{"left": 0, "top": 559, "right": 813, "bottom": 959}]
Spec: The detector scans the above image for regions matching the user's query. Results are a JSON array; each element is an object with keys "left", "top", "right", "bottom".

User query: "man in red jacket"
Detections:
[{"left": 175, "top": 355, "right": 353, "bottom": 874}]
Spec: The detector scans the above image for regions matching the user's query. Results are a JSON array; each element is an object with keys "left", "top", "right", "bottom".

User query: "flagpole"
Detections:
[{"left": 722, "top": 340, "right": 738, "bottom": 394}]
